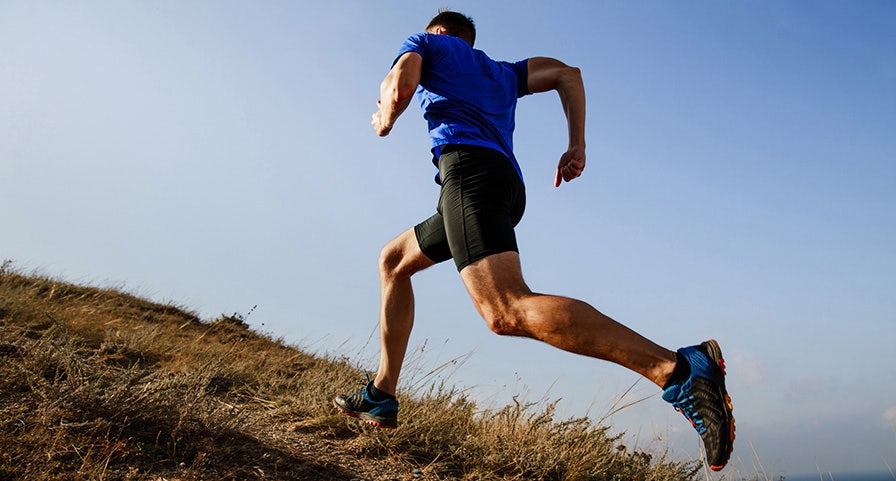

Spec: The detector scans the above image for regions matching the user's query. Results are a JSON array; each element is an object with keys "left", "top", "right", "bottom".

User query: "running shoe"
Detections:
[
  {"left": 662, "top": 339, "right": 735, "bottom": 471},
  {"left": 333, "top": 379, "right": 399, "bottom": 429}
]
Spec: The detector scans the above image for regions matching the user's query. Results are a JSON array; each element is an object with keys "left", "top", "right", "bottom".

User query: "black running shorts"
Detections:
[{"left": 414, "top": 145, "right": 526, "bottom": 271}]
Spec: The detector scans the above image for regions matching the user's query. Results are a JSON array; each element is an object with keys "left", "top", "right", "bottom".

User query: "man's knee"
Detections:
[
  {"left": 476, "top": 301, "right": 527, "bottom": 337},
  {"left": 460, "top": 252, "right": 532, "bottom": 337},
  {"left": 379, "top": 242, "right": 409, "bottom": 279},
  {"left": 484, "top": 314, "right": 521, "bottom": 336},
  {"left": 379, "top": 231, "right": 429, "bottom": 280}
]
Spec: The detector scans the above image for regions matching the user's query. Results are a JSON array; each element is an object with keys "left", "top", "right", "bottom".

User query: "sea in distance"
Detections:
[{"left": 776, "top": 471, "right": 893, "bottom": 481}]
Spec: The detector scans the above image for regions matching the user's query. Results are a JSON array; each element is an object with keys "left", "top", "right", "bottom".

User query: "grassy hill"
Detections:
[{"left": 0, "top": 263, "right": 701, "bottom": 480}]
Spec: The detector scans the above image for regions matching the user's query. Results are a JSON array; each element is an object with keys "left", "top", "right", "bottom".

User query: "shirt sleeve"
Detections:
[
  {"left": 512, "top": 59, "right": 531, "bottom": 97},
  {"left": 393, "top": 33, "right": 426, "bottom": 67}
]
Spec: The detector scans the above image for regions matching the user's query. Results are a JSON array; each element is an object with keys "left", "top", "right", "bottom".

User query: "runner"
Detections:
[{"left": 334, "top": 10, "right": 735, "bottom": 471}]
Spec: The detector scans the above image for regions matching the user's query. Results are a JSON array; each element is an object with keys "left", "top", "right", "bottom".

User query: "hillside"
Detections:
[{"left": 0, "top": 263, "right": 700, "bottom": 480}]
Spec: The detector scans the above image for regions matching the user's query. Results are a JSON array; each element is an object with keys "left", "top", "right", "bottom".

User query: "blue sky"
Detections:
[{"left": 2, "top": 1, "right": 894, "bottom": 478}]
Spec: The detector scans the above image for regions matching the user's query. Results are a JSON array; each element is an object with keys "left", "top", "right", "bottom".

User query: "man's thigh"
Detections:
[
  {"left": 436, "top": 146, "right": 526, "bottom": 271},
  {"left": 458, "top": 251, "right": 531, "bottom": 329},
  {"left": 414, "top": 213, "right": 452, "bottom": 265}
]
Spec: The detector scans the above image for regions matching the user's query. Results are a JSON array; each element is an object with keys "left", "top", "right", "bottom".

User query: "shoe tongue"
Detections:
[
  {"left": 662, "top": 377, "right": 695, "bottom": 403},
  {"left": 680, "top": 345, "right": 712, "bottom": 377},
  {"left": 661, "top": 384, "right": 682, "bottom": 403}
]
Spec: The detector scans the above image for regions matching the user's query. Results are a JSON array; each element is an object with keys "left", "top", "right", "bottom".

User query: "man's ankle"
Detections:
[
  {"left": 368, "top": 382, "right": 396, "bottom": 402},
  {"left": 662, "top": 352, "right": 691, "bottom": 390}
]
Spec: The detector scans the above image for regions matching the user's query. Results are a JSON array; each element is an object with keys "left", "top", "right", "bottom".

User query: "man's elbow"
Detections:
[
  {"left": 380, "top": 75, "right": 417, "bottom": 104},
  {"left": 396, "top": 81, "right": 418, "bottom": 103},
  {"left": 558, "top": 65, "right": 582, "bottom": 86},
  {"left": 552, "top": 65, "right": 583, "bottom": 96},
  {"left": 381, "top": 85, "right": 415, "bottom": 110},
  {"left": 529, "top": 60, "right": 582, "bottom": 93}
]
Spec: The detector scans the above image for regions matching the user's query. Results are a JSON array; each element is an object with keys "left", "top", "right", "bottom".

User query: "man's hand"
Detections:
[
  {"left": 554, "top": 144, "right": 586, "bottom": 187},
  {"left": 372, "top": 100, "right": 392, "bottom": 136}
]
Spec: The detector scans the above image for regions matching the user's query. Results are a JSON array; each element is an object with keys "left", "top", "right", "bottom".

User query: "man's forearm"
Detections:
[
  {"left": 378, "top": 74, "right": 414, "bottom": 131},
  {"left": 373, "top": 52, "right": 422, "bottom": 136},
  {"left": 526, "top": 57, "right": 586, "bottom": 149},
  {"left": 556, "top": 67, "right": 586, "bottom": 148}
]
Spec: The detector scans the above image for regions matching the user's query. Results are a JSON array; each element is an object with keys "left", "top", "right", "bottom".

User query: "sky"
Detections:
[{"left": 2, "top": 1, "right": 894, "bottom": 478}]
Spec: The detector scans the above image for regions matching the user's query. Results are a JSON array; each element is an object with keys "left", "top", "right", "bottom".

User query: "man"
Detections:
[{"left": 334, "top": 10, "right": 735, "bottom": 471}]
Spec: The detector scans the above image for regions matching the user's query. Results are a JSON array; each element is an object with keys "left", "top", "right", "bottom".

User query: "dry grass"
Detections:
[{"left": 0, "top": 261, "right": 703, "bottom": 480}]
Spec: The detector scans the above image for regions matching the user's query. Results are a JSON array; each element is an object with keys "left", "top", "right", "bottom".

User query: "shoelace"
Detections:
[
  {"left": 342, "top": 374, "right": 374, "bottom": 408},
  {"left": 344, "top": 388, "right": 366, "bottom": 406},
  {"left": 672, "top": 394, "right": 707, "bottom": 435}
]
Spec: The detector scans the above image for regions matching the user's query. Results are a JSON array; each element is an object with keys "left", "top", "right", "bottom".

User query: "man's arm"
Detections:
[
  {"left": 372, "top": 52, "right": 422, "bottom": 136},
  {"left": 526, "top": 57, "right": 586, "bottom": 187}
]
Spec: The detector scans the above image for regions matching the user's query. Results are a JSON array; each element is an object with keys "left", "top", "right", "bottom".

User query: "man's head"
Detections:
[{"left": 426, "top": 10, "right": 476, "bottom": 47}]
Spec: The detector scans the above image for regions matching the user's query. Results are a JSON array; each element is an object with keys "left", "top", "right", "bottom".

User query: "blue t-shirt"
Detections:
[{"left": 395, "top": 33, "right": 530, "bottom": 182}]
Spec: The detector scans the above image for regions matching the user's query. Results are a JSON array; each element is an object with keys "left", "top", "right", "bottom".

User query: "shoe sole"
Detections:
[
  {"left": 333, "top": 400, "right": 398, "bottom": 429},
  {"left": 702, "top": 339, "right": 736, "bottom": 471}
]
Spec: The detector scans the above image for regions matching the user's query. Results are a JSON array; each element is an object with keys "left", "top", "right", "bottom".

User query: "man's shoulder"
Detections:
[
  {"left": 405, "top": 32, "right": 476, "bottom": 54},
  {"left": 404, "top": 32, "right": 428, "bottom": 43},
  {"left": 399, "top": 32, "right": 428, "bottom": 51}
]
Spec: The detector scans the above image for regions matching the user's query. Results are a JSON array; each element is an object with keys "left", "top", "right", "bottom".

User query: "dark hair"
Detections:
[{"left": 426, "top": 10, "right": 476, "bottom": 46}]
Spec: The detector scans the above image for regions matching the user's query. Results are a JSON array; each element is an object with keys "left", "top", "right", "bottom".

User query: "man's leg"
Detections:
[
  {"left": 374, "top": 227, "right": 436, "bottom": 395},
  {"left": 459, "top": 250, "right": 735, "bottom": 470},
  {"left": 334, "top": 227, "right": 435, "bottom": 427},
  {"left": 459, "top": 250, "right": 677, "bottom": 387}
]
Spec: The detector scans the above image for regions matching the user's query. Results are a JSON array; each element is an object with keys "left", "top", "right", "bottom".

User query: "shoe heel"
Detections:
[{"left": 704, "top": 339, "right": 726, "bottom": 375}]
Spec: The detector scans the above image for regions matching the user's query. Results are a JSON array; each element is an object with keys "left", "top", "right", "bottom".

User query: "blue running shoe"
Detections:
[
  {"left": 662, "top": 339, "right": 735, "bottom": 471},
  {"left": 334, "top": 378, "right": 399, "bottom": 429}
]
